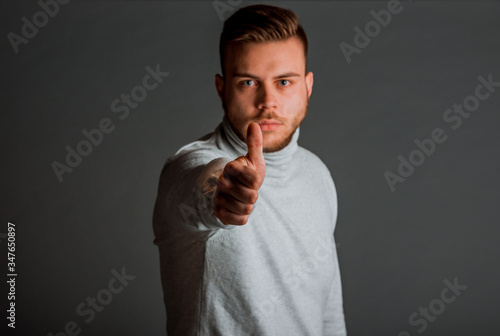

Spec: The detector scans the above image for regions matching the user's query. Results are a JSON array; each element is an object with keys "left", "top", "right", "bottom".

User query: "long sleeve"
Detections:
[
  {"left": 321, "top": 167, "right": 347, "bottom": 335},
  {"left": 154, "top": 153, "right": 234, "bottom": 242},
  {"left": 153, "top": 152, "right": 236, "bottom": 335},
  {"left": 322, "top": 242, "right": 347, "bottom": 336},
  {"left": 190, "top": 157, "right": 234, "bottom": 230}
]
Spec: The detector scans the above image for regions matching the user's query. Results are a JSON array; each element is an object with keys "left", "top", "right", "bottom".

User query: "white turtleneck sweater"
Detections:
[{"left": 153, "top": 116, "right": 347, "bottom": 336}]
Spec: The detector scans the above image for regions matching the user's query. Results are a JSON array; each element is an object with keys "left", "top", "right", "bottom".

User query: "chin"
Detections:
[{"left": 262, "top": 131, "right": 294, "bottom": 153}]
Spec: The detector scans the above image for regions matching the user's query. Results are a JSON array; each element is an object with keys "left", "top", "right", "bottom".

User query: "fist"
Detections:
[{"left": 214, "top": 122, "right": 266, "bottom": 225}]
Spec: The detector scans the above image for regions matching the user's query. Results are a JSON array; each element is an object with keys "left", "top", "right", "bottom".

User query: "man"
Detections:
[{"left": 153, "top": 4, "right": 347, "bottom": 335}]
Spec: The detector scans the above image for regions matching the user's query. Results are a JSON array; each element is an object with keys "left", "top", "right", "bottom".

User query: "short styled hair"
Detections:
[{"left": 219, "top": 4, "right": 308, "bottom": 75}]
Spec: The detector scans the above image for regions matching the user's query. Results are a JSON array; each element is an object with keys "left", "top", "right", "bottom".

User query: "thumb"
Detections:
[{"left": 245, "top": 122, "right": 266, "bottom": 176}]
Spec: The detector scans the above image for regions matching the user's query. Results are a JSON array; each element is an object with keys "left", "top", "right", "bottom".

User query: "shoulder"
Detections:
[
  {"left": 296, "top": 146, "right": 331, "bottom": 175},
  {"left": 296, "top": 146, "right": 337, "bottom": 195},
  {"left": 155, "top": 130, "right": 230, "bottom": 206},
  {"left": 159, "top": 131, "right": 227, "bottom": 178}
]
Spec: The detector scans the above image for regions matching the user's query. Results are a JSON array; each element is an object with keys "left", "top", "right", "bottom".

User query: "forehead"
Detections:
[{"left": 224, "top": 37, "right": 306, "bottom": 76}]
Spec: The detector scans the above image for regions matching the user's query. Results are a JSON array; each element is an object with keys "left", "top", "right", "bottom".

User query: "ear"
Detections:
[
  {"left": 305, "top": 71, "right": 313, "bottom": 99},
  {"left": 215, "top": 74, "right": 224, "bottom": 101}
]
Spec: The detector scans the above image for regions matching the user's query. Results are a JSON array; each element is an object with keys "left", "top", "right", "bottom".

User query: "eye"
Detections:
[
  {"left": 241, "top": 79, "right": 255, "bottom": 87},
  {"left": 279, "top": 79, "right": 291, "bottom": 86}
]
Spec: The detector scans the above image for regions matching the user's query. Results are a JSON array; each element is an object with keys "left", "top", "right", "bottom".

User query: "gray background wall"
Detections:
[{"left": 1, "top": 1, "right": 499, "bottom": 335}]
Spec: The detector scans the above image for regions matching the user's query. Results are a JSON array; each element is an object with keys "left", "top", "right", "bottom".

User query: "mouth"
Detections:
[{"left": 257, "top": 119, "right": 282, "bottom": 131}]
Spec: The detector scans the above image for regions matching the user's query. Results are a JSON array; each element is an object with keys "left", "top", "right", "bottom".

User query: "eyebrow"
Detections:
[{"left": 231, "top": 72, "right": 302, "bottom": 79}]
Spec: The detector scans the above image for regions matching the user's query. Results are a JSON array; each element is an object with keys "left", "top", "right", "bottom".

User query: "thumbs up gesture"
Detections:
[{"left": 214, "top": 122, "right": 266, "bottom": 225}]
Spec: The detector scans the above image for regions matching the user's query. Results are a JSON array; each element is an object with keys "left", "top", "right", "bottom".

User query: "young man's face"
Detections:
[{"left": 216, "top": 37, "right": 313, "bottom": 153}]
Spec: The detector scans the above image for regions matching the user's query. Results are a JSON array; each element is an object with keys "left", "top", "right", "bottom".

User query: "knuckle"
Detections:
[
  {"left": 244, "top": 204, "right": 253, "bottom": 215},
  {"left": 225, "top": 162, "right": 235, "bottom": 172},
  {"left": 240, "top": 215, "right": 249, "bottom": 225},
  {"left": 234, "top": 216, "right": 245, "bottom": 225},
  {"left": 226, "top": 161, "right": 241, "bottom": 175},
  {"left": 249, "top": 191, "right": 259, "bottom": 204},
  {"left": 249, "top": 178, "right": 259, "bottom": 190},
  {"left": 233, "top": 156, "right": 246, "bottom": 164},
  {"left": 244, "top": 170, "right": 260, "bottom": 189}
]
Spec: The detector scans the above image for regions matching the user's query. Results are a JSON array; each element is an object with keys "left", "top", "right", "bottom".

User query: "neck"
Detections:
[{"left": 218, "top": 115, "right": 300, "bottom": 177}]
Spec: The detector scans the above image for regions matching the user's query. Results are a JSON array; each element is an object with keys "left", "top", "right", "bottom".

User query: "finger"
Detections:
[
  {"left": 217, "top": 173, "right": 259, "bottom": 204},
  {"left": 214, "top": 206, "right": 249, "bottom": 226},
  {"left": 224, "top": 161, "right": 262, "bottom": 190},
  {"left": 245, "top": 122, "right": 266, "bottom": 177},
  {"left": 215, "top": 192, "right": 254, "bottom": 215}
]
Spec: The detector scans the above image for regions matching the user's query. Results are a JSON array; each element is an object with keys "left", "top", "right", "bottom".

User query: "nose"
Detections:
[{"left": 256, "top": 83, "right": 278, "bottom": 110}]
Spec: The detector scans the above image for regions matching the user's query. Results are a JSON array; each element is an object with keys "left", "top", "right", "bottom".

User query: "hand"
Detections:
[{"left": 214, "top": 122, "right": 266, "bottom": 225}]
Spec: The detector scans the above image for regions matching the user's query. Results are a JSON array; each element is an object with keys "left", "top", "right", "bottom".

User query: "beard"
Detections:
[{"left": 222, "top": 98, "right": 309, "bottom": 153}]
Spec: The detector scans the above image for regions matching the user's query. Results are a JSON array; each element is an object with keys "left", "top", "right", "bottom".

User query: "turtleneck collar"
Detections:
[{"left": 217, "top": 115, "right": 300, "bottom": 177}]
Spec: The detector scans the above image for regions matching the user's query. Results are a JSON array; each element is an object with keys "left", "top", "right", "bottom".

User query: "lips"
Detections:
[
  {"left": 257, "top": 119, "right": 281, "bottom": 126},
  {"left": 257, "top": 119, "right": 281, "bottom": 131}
]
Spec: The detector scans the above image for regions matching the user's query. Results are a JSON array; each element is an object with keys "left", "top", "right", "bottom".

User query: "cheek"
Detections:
[
  {"left": 282, "top": 85, "right": 305, "bottom": 102},
  {"left": 233, "top": 90, "right": 255, "bottom": 105},
  {"left": 283, "top": 92, "right": 305, "bottom": 112},
  {"left": 228, "top": 92, "right": 258, "bottom": 115}
]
